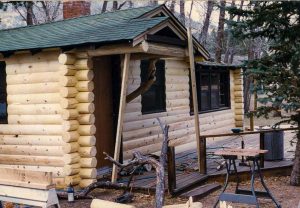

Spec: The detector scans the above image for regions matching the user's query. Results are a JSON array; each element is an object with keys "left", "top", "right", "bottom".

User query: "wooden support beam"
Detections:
[
  {"left": 187, "top": 28, "right": 202, "bottom": 173},
  {"left": 199, "top": 137, "right": 207, "bottom": 174},
  {"left": 259, "top": 132, "right": 265, "bottom": 168},
  {"left": 167, "top": 146, "right": 176, "bottom": 194},
  {"left": 111, "top": 53, "right": 131, "bottom": 183}
]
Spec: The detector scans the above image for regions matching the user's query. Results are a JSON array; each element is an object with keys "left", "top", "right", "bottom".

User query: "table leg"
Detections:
[
  {"left": 233, "top": 159, "right": 240, "bottom": 193},
  {"left": 213, "top": 158, "right": 233, "bottom": 208},
  {"left": 250, "top": 158, "right": 259, "bottom": 208},
  {"left": 255, "top": 159, "right": 281, "bottom": 208}
]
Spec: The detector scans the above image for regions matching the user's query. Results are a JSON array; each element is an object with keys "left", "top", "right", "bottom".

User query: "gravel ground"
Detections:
[{"left": 59, "top": 176, "right": 300, "bottom": 208}]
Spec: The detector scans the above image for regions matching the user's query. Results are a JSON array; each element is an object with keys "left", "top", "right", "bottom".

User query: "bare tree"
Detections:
[
  {"left": 169, "top": 0, "right": 176, "bottom": 13},
  {"left": 199, "top": 1, "right": 214, "bottom": 45},
  {"left": 224, "top": 0, "right": 235, "bottom": 63},
  {"left": 215, "top": 0, "right": 226, "bottom": 62},
  {"left": 112, "top": 1, "right": 118, "bottom": 11},
  {"left": 101, "top": 1, "right": 108, "bottom": 13},
  {"left": 179, "top": 0, "right": 185, "bottom": 25}
]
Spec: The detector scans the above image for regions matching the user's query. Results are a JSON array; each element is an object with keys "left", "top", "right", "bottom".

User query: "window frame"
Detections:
[
  {"left": 141, "top": 59, "right": 166, "bottom": 115},
  {"left": 191, "top": 66, "right": 231, "bottom": 114}
]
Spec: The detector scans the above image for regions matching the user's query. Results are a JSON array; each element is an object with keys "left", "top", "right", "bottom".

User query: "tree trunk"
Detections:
[
  {"left": 291, "top": 115, "right": 300, "bottom": 186},
  {"left": 112, "top": 1, "right": 118, "bottom": 11},
  {"left": 199, "top": 1, "right": 214, "bottom": 45},
  {"left": 26, "top": 1, "right": 34, "bottom": 25},
  {"left": 169, "top": 0, "right": 176, "bottom": 13},
  {"left": 101, "top": 1, "right": 108, "bottom": 13},
  {"left": 224, "top": 0, "right": 235, "bottom": 63},
  {"left": 215, "top": 0, "right": 226, "bottom": 63},
  {"left": 179, "top": 0, "right": 185, "bottom": 25}
]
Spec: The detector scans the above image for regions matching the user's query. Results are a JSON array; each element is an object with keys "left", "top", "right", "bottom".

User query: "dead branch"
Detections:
[{"left": 126, "top": 59, "right": 158, "bottom": 103}]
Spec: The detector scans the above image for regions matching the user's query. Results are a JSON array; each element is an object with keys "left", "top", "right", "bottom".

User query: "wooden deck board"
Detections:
[{"left": 99, "top": 130, "right": 296, "bottom": 193}]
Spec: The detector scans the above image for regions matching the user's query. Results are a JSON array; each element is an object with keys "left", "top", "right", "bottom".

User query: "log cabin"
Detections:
[{"left": 0, "top": 4, "right": 243, "bottom": 188}]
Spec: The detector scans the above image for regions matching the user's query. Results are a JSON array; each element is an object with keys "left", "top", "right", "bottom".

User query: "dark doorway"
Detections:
[
  {"left": 92, "top": 56, "right": 120, "bottom": 168},
  {"left": 0, "top": 62, "right": 7, "bottom": 124}
]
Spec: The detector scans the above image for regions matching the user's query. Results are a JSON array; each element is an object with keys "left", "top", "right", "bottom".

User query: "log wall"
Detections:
[
  {"left": 122, "top": 59, "right": 243, "bottom": 159},
  {"left": 0, "top": 51, "right": 68, "bottom": 187}
]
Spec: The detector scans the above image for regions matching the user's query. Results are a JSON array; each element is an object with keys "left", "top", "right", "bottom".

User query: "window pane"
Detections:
[
  {"left": 200, "top": 73, "right": 210, "bottom": 111},
  {"left": 220, "top": 72, "right": 229, "bottom": 107},
  {"left": 211, "top": 73, "right": 219, "bottom": 109}
]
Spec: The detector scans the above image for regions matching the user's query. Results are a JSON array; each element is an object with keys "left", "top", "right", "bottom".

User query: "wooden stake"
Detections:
[
  {"left": 111, "top": 53, "right": 131, "bottom": 182},
  {"left": 187, "top": 28, "right": 202, "bottom": 173}
]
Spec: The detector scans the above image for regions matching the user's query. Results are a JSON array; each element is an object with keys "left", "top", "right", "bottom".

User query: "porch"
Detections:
[{"left": 97, "top": 128, "right": 296, "bottom": 194}]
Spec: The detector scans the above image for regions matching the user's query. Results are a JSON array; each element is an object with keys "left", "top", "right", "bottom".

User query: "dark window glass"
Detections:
[
  {"left": 0, "top": 62, "right": 7, "bottom": 124},
  {"left": 141, "top": 60, "right": 166, "bottom": 114},
  {"left": 193, "top": 68, "right": 230, "bottom": 113}
]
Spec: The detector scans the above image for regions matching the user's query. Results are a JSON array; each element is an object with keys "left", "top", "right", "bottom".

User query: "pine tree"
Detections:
[{"left": 229, "top": 1, "right": 300, "bottom": 185}]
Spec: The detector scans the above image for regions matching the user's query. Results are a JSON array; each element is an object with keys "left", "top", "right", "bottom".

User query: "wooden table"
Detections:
[{"left": 213, "top": 148, "right": 281, "bottom": 208}]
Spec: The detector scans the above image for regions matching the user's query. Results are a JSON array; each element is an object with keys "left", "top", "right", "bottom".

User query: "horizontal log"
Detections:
[
  {"left": 79, "top": 179, "right": 97, "bottom": 188},
  {"left": 0, "top": 145, "right": 64, "bottom": 156},
  {"left": 64, "top": 174, "right": 81, "bottom": 186},
  {"left": 0, "top": 154, "right": 64, "bottom": 166},
  {"left": 76, "top": 92, "right": 94, "bottom": 103},
  {"left": 64, "top": 163, "right": 80, "bottom": 176},
  {"left": 62, "top": 109, "right": 79, "bottom": 120},
  {"left": 79, "top": 168, "right": 97, "bottom": 179},
  {"left": 62, "top": 131, "right": 80, "bottom": 142},
  {"left": 5, "top": 62, "right": 60, "bottom": 75},
  {"left": 80, "top": 157, "right": 97, "bottom": 168},
  {"left": 236, "top": 121, "right": 243, "bottom": 127},
  {"left": 166, "top": 91, "right": 190, "bottom": 100},
  {"left": 235, "top": 103, "right": 244, "bottom": 109},
  {"left": 62, "top": 120, "right": 79, "bottom": 131},
  {"left": 58, "top": 53, "right": 76, "bottom": 65},
  {"left": 0, "top": 124, "right": 62, "bottom": 135},
  {"left": 78, "top": 114, "right": 95, "bottom": 125},
  {"left": 78, "top": 136, "right": 96, "bottom": 146},
  {"left": 74, "top": 59, "right": 93, "bottom": 70},
  {"left": 166, "top": 83, "right": 189, "bottom": 92},
  {"left": 7, "top": 93, "right": 60, "bottom": 105},
  {"left": 76, "top": 70, "right": 94, "bottom": 81},
  {"left": 77, "top": 103, "right": 95, "bottom": 114},
  {"left": 166, "top": 75, "right": 189, "bottom": 84},
  {"left": 165, "top": 60, "right": 189, "bottom": 69},
  {"left": 59, "top": 64, "right": 76, "bottom": 76},
  {"left": 235, "top": 109, "right": 244, "bottom": 115},
  {"left": 76, "top": 81, "right": 94, "bottom": 92},
  {"left": 7, "top": 72, "right": 59, "bottom": 85},
  {"left": 234, "top": 91, "right": 243, "bottom": 97},
  {"left": 7, "top": 104, "right": 62, "bottom": 115},
  {"left": 63, "top": 142, "right": 80, "bottom": 154},
  {"left": 7, "top": 82, "right": 60, "bottom": 94},
  {"left": 63, "top": 153, "right": 81, "bottom": 165},
  {"left": 166, "top": 99, "right": 189, "bottom": 108},
  {"left": 165, "top": 68, "right": 189, "bottom": 76},
  {"left": 0, "top": 164, "right": 64, "bottom": 178},
  {"left": 78, "top": 125, "right": 96, "bottom": 136},
  {"left": 60, "top": 98, "right": 78, "bottom": 109},
  {"left": 59, "top": 76, "right": 78, "bottom": 87},
  {"left": 8, "top": 114, "right": 62, "bottom": 124},
  {"left": 0, "top": 135, "right": 63, "bottom": 146},
  {"left": 79, "top": 146, "right": 97, "bottom": 157},
  {"left": 60, "top": 87, "right": 78, "bottom": 98}
]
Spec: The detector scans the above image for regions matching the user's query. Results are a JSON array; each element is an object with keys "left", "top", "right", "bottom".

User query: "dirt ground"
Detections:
[{"left": 59, "top": 176, "right": 300, "bottom": 208}]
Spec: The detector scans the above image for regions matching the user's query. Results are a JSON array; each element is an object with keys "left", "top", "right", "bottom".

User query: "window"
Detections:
[
  {"left": 141, "top": 60, "right": 166, "bottom": 114},
  {"left": 193, "top": 67, "right": 230, "bottom": 112},
  {"left": 0, "top": 62, "right": 7, "bottom": 124}
]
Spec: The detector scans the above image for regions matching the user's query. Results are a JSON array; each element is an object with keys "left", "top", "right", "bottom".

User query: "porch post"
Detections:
[
  {"left": 111, "top": 53, "right": 131, "bottom": 182},
  {"left": 187, "top": 28, "right": 202, "bottom": 173}
]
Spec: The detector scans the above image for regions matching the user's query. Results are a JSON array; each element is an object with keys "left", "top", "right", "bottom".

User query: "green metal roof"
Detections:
[{"left": 0, "top": 5, "right": 168, "bottom": 53}]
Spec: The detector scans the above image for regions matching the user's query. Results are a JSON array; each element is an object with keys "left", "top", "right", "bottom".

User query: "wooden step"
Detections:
[
  {"left": 172, "top": 173, "right": 209, "bottom": 195},
  {"left": 179, "top": 183, "right": 221, "bottom": 201}
]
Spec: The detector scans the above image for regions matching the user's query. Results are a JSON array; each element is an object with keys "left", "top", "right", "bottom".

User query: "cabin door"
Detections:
[{"left": 93, "top": 56, "right": 120, "bottom": 168}]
